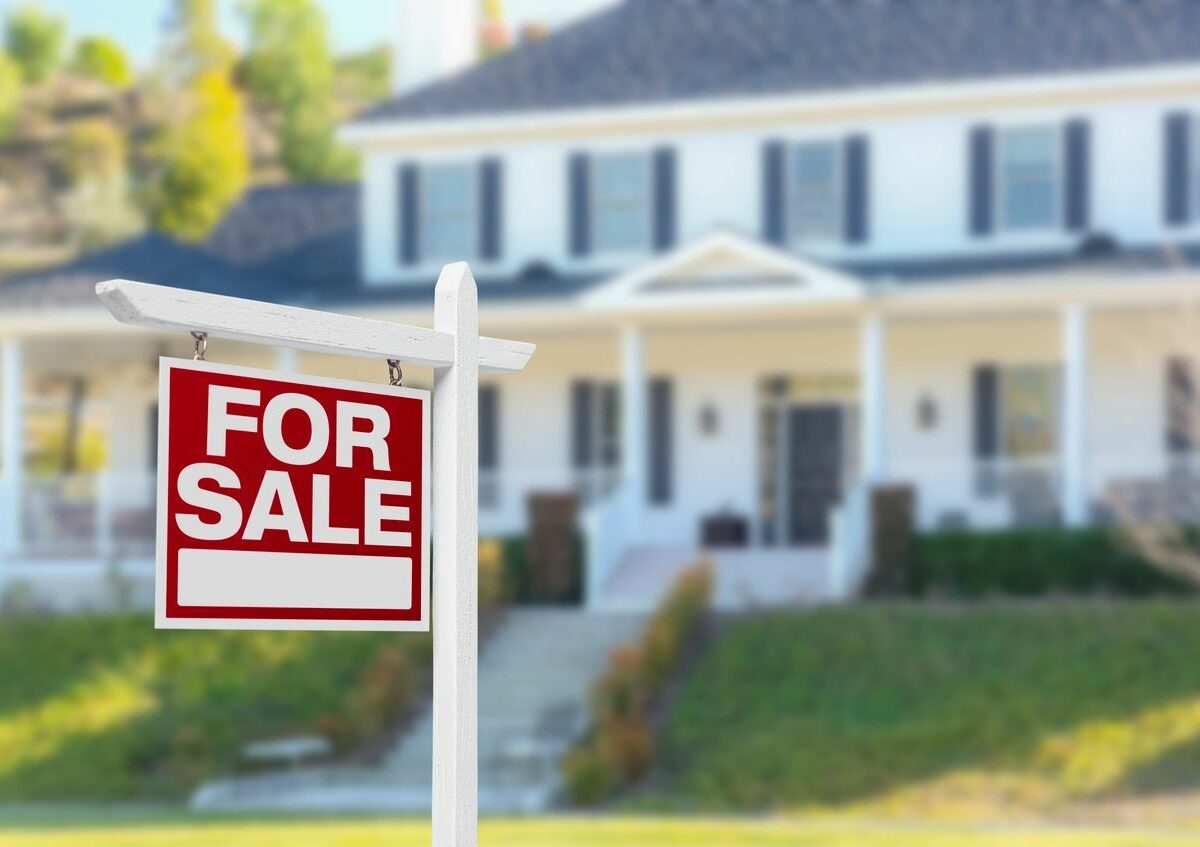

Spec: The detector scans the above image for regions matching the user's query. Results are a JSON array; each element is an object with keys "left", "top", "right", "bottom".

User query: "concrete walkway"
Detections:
[{"left": 192, "top": 608, "right": 644, "bottom": 813}]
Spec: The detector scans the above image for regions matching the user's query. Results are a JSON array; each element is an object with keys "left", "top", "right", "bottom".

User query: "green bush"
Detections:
[
  {"left": 492, "top": 533, "right": 583, "bottom": 606},
  {"left": 908, "top": 527, "right": 1195, "bottom": 599}
]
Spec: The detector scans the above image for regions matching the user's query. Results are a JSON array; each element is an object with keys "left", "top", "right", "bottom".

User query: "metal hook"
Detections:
[
  {"left": 191, "top": 331, "right": 208, "bottom": 361},
  {"left": 387, "top": 359, "right": 403, "bottom": 386}
]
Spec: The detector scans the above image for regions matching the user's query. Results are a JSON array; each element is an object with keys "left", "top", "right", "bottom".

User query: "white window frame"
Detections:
[
  {"left": 995, "top": 124, "right": 1062, "bottom": 233},
  {"left": 420, "top": 161, "right": 477, "bottom": 262},
  {"left": 787, "top": 139, "right": 843, "bottom": 246},
  {"left": 589, "top": 151, "right": 652, "bottom": 255}
]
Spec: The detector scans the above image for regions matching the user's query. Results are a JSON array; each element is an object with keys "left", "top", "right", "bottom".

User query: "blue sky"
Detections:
[{"left": 0, "top": 0, "right": 614, "bottom": 66}]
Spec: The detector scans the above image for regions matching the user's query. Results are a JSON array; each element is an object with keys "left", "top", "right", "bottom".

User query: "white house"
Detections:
[{"left": 4, "top": 0, "right": 1200, "bottom": 610}]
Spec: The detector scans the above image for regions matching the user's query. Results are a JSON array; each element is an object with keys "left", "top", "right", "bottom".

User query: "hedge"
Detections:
[{"left": 907, "top": 527, "right": 1196, "bottom": 598}]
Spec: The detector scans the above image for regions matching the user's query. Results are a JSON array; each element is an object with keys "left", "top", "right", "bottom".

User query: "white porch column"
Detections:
[
  {"left": 1, "top": 338, "right": 23, "bottom": 563},
  {"left": 620, "top": 325, "right": 646, "bottom": 535},
  {"left": 1061, "top": 304, "right": 1089, "bottom": 527},
  {"left": 859, "top": 312, "right": 887, "bottom": 485},
  {"left": 275, "top": 346, "right": 299, "bottom": 373}
]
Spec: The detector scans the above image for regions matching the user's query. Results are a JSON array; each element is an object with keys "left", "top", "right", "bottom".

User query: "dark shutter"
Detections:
[
  {"left": 649, "top": 377, "right": 673, "bottom": 505},
  {"left": 600, "top": 383, "right": 621, "bottom": 468},
  {"left": 399, "top": 163, "right": 420, "bottom": 265},
  {"left": 571, "top": 380, "right": 594, "bottom": 469},
  {"left": 972, "top": 365, "right": 999, "bottom": 458},
  {"left": 844, "top": 134, "right": 869, "bottom": 243},
  {"left": 968, "top": 126, "right": 994, "bottom": 237},
  {"left": 762, "top": 139, "right": 786, "bottom": 245},
  {"left": 653, "top": 146, "right": 677, "bottom": 252},
  {"left": 1167, "top": 357, "right": 1196, "bottom": 454},
  {"left": 568, "top": 152, "right": 591, "bottom": 257},
  {"left": 479, "top": 384, "right": 499, "bottom": 470},
  {"left": 1064, "top": 119, "right": 1090, "bottom": 231},
  {"left": 479, "top": 157, "right": 503, "bottom": 261},
  {"left": 1165, "top": 112, "right": 1191, "bottom": 227}
]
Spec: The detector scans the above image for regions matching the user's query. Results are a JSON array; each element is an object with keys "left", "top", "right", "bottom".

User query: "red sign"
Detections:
[{"left": 156, "top": 359, "right": 430, "bottom": 631}]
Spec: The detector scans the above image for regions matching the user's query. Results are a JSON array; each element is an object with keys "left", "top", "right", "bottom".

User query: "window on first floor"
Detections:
[
  {"left": 571, "top": 380, "right": 621, "bottom": 502},
  {"left": 420, "top": 162, "right": 477, "bottom": 261},
  {"left": 591, "top": 152, "right": 651, "bottom": 254},
  {"left": 996, "top": 125, "right": 1060, "bottom": 232}
]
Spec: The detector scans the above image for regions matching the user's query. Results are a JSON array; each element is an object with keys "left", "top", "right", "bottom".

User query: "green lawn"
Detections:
[
  {"left": 650, "top": 601, "right": 1200, "bottom": 821},
  {"left": 0, "top": 814, "right": 1195, "bottom": 847},
  {"left": 0, "top": 613, "right": 430, "bottom": 801}
]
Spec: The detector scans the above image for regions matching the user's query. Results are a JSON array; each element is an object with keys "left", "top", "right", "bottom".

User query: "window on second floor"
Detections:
[
  {"left": 996, "top": 125, "right": 1060, "bottom": 232},
  {"left": 591, "top": 152, "right": 651, "bottom": 254},
  {"left": 421, "top": 162, "right": 477, "bottom": 261},
  {"left": 788, "top": 141, "right": 842, "bottom": 242}
]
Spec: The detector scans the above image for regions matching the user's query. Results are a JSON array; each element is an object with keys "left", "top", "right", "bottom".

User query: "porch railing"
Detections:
[{"left": 10, "top": 471, "right": 156, "bottom": 562}]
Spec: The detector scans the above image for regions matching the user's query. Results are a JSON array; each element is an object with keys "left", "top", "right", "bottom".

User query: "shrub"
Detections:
[
  {"left": 564, "top": 559, "right": 714, "bottom": 805},
  {"left": 478, "top": 538, "right": 508, "bottom": 609},
  {"left": 562, "top": 742, "right": 616, "bottom": 805},
  {"left": 909, "top": 527, "right": 1195, "bottom": 598}
]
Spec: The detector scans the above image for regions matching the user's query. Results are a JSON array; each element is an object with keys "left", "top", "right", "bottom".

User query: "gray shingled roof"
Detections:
[{"left": 354, "top": 0, "right": 1200, "bottom": 124}]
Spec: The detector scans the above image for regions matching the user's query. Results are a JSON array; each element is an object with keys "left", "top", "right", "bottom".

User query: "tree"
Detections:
[
  {"left": 71, "top": 35, "right": 132, "bottom": 87},
  {"left": 149, "top": 69, "right": 248, "bottom": 241},
  {"left": 5, "top": 3, "right": 64, "bottom": 84},
  {"left": 0, "top": 51, "right": 19, "bottom": 141},
  {"left": 59, "top": 119, "right": 143, "bottom": 248},
  {"left": 161, "top": 0, "right": 235, "bottom": 84},
  {"left": 239, "top": 0, "right": 354, "bottom": 182}
]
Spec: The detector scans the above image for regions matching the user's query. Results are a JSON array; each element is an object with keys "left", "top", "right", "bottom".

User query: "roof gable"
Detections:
[{"left": 583, "top": 230, "right": 863, "bottom": 311}]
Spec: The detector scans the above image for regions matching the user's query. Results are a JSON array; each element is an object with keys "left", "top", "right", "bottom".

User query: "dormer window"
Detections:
[
  {"left": 421, "top": 163, "right": 478, "bottom": 261},
  {"left": 996, "top": 125, "right": 1059, "bottom": 232},
  {"left": 789, "top": 141, "right": 842, "bottom": 243},
  {"left": 592, "top": 152, "right": 651, "bottom": 253}
]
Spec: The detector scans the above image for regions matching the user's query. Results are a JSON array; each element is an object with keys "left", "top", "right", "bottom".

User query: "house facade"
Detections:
[{"left": 4, "top": 0, "right": 1200, "bottom": 610}]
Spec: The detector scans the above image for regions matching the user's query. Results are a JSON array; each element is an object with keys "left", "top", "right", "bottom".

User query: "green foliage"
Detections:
[
  {"left": 908, "top": 528, "right": 1195, "bottom": 599},
  {"left": 652, "top": 602, "right": 1200, "bottom": 815},
  {"left": 148, "top": 69, "right": 249, "bottom": 241},
  {"left": 4, "top": 3, "right": 63, "bottom": 84},
  {"left": 0, "top": 50, "right": 19, "bottom": 141},
  {"left": 71, "top": 35, "right": 132, "bottom": 87},
  {"left": 335, "top": 45, "right": 391, "bottom": 104},
  {"left": 0, "top": 612, "right": 430, "bottom": 801},
  {"left": 162, "top": 0, "right": 236, "bottom": 83},
  {"left": 239, "top": 0, "right": 355, "bottom": 181},
  {"left": 488, "top": 533, "right": 584, "bottom": 605},
  {"left": 59, "top": 118, "right": 125, "bottom": 184}
]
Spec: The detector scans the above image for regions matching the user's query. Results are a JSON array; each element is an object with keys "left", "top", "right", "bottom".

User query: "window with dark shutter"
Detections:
[
  {"left": 1064, "top": 119, "right": 1090, "bottom": 231},
  {"left": 762, "top": 140, "right": 786, "bottom": 245},
  {"left": 479, "top": 385, "right": 499, "bottom": 471},
  {"left": 972, "top": 364, "right": 999, "bottom": 495},
  {"left": 571, "top": 380, "right": 594, "bottom": 469},
  {"left": 568, "top": 153, "right": 591, "bottom": 257},
  {"left": 479, "top": 158, "right": 503, "bottom": 261},
  {"left": 649, "top": 377, "right": 673, "bottom": 505},
  {"left": 844, "top": 135, "right": 869, "bottom": 243},
  {"left": 1167, "top": 357, "right": 1197, "bottom": 454},
  {"left": 1165, "top": 112, "right": 1191, "bottom": 226},
  {"left": 398, "top": 162, "right": 420, "bottom": 264},
  {"left": 968, "top": 126, "right": 994, "bottom": 237},
  {"left": 653, "top": 147, "right": 676, "bottom": 252}
]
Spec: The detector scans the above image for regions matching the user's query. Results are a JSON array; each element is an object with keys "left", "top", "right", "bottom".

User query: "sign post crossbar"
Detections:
[{"left": 96, "top": 261, "right": 527, "bottom": 847}]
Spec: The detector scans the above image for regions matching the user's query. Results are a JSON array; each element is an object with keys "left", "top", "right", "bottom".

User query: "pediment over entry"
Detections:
[{"left": 582, "top": 230, "right": 864, "bottom": 310}]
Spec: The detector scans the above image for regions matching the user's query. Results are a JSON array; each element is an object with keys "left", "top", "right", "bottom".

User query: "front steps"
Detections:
[{"left": 192, "top": 608, "right": 644, "bottom": 813}]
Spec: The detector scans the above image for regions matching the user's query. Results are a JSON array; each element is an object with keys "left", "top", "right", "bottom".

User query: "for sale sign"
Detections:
[{"left": 155, "top": 359, "right": 430, "bottom": 631}]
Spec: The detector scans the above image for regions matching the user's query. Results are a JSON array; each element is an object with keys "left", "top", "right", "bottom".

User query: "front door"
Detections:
[{"left": 786, "top": 404, "right": 842, "bottom": 544}]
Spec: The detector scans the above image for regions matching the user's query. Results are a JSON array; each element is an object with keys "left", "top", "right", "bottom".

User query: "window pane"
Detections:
[
  {"left": 1001, "top": 366, "right": 1057, "bottom": 458},
  {"left": 592, "top": 153, "right": 649, "bottom": 253},
  {"left": 1000, "top": 127, "right": 1057, "bottom": 231},
  {"left": 422, "top": 163, "right": 475, "bottom": 260},
  {"left": 790, "top": 142, "right": 839, "bottom": 241}
]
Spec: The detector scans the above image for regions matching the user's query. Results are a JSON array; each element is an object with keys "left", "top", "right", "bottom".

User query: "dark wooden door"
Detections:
[{"left": 786, "top": 405, "right": 843, "bottom": 544}]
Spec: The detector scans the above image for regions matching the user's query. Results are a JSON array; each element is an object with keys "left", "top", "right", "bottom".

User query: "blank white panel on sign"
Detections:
[{"left": 178, "top": 549, "right": 414, "bottom": 610}]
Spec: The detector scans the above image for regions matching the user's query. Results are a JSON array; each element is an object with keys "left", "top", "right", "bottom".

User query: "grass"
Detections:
[
  {"left": 648, "top": 601, "right": 1200, "bottom": 821},
  {"left": 0, "top": 613, "right": 430, "bottom": 802},
  {"left": 0, "top": 813, "right": 1196, "bottom": 847}
]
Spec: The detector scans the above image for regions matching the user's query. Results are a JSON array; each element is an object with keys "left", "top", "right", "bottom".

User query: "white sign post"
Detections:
[{"left": 97, "top": 262, "right": 532, "bottom": 847}]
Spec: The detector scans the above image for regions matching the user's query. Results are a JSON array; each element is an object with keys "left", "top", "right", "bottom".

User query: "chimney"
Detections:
[{"left": 393, "top": 0, "right": 481, "bottom": 94}]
